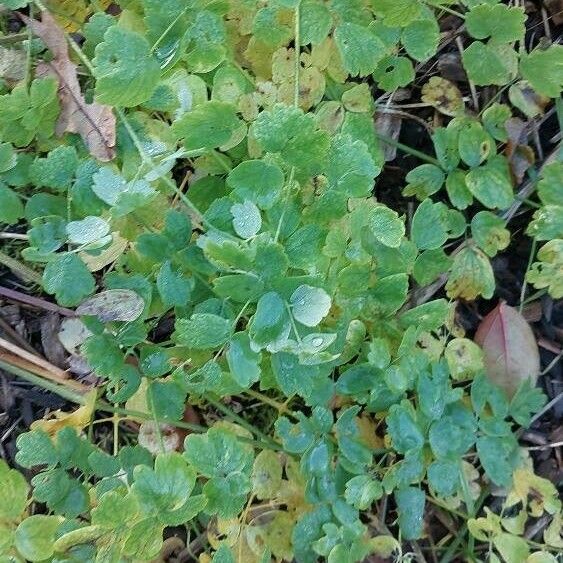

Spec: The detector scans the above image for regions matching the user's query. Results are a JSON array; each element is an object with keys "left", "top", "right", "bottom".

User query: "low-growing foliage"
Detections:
[{"left": 0, "top": 0, "right": 561, "bottom": 561}]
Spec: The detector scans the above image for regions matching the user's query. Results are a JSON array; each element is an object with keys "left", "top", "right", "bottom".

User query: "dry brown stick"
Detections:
[
  {"left": 0, "top": 349, "right": 89, "bottom": 393},
  {"left": 0, "top": 335, "right": 70, "bottom": 382},
  {"left": 0, "top": 285, "right": 75, "bottom": 317},
  {"left": 0, "top": 312, "right": 38, "bottom": 355}
]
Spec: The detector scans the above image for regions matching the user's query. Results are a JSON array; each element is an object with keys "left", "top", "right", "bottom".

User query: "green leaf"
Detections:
[
  {"left": 372, "top": 0, "right": 421, "bottom": 27},
  {"left": 213, "top": 544, "right": 235, "bottom": 563},
  {"left": 29, "top": 146, "right": 78, "bottom": 192},
  {"left": 432, "top": 126, "right": 460, "bottom": 172},
  {"left": 466, "top": 4, "right": 526, "bottom": 42},
  {"left": 413, "top": 249, "right": 452, "bottom": 286},
  {"left": 173, "top": 101, "right": 243, "bottom": 151},
  {"left": 325, "top": 134, "right": 378, "bottom": 197},
  {"left": 93, "top": 26, "right": 160, "bottom": 107},
  {"left": 0, "top": 184, "right": 24, "bottom": 224},
  {"left": 482, "top": 103, "right": 511, "bottom": 142},
  {"left": 520, "top": 45, "right": 563, "bottom": 98},
  {"left": 213, "top": 274, "right": 264, "bottom": 303},
  {"left": 399, "top": 299, "right": 449, "bottom": 331},
  {"left": 226, "top": 159, "right": 284, "bottom": 210},
  {"left": 252, "top": 6, "right": 293, "bottom": 48},
  {"left": 15, "top": 515, "right": 61, "bottom": 562},
  {"left": 203, "top": 473, "right": 251, "bottom": 518},
  {"left": 527, "top": 240, "right": 563, "bottom": 299},
  {"left": 386, "top": 402, "right": 424, "bottom": 454},
  {"left": 156, "top": 261, "right": 193, "bottom": 309},
  {"left": 226, "top": 332, "right": 261, "bottom": 388},
  {"left": 290, "top": 285, "right": 331, "bottom": 327},
  {"left": 537, "top": 162, "right": 563, "bottom": 206},
  {"left": 251, "top": 104, "right": 329, "bottom": 174},
  {"left": 429, "top": 415, "right": 475, "bottom": 459},
  {"left": 458, "top": 121, "right": 493, "bottom": 168},
  {"left": 493, "top": 533, "right": 530, "bottom": 563},
  {"left": 427, "top": 459, "right": 459, "bottom": 497},
  {"left": 367, "top": 205, "right": 405, "bottom": 248},
  {"left": 43, "top": 254, "right": 95, "bottom": 306},
  {"left": 147, "top": 380, "right": 186, "bottom": 421},
  {"left": 333, "top": 23, "right": 386, "bottom": 77},
  {"left": 509, "top": 379, "right": 546, "bottom": 427},
  {"left": 465, "top": 155, "right": 514, "bottom": 209},
  {"left": 92, "top": 167, "right": 157, "bottom": 217},
  {"left": 300, "top": 0, "right": 333, "bottom": 45},
  {"left": 471, "top": 211, "right": 510, "bottom": 257},
  {"left": 477, "top": 435, "right": 518, "bottom": 487},
  {"left": 0, "top": 460, "right": 29, "bottom": 520},
  {"left": 403, "top": 164, "right": 445, "bottom": 199},
  {"left": 394, "top": 487, "right": 425, "bottom": 540},
  {"left": 0, "top": 142, "right": 17, "bottom": 173},
  {"left": 66, "top": 216, "right": 110, "bottom": 246},
  {"left": 401, "top": 18, "right": 439, "bottom": 62},
  {"left": 249, "top": 291, "right": 290, "bottom": 349},
  {"left": 411, "top": 199, "right": 447, "bottom": 250},
  {"left": 462, "top": 41, "right": 517, "bottom": 86},
  {"left": 527, "top": 205, "right": 563, "bottom": 240},
  {"left": 231, "top": 200, "right": 262, "bottom": 239},
  {"left": 132, "top": 452, "right": 202, "bottom": 524},
  {"left": 174, "top": 313, "right": 232, "bottom": 349},
  {"left": 373, "top": 56, "right": 414, "bottom": 91},
  {"left": 446, "top": 246, "right": 495, "bottom": 300},
  {"left": 184, "top": 427, "right": 253, "bottom": 478},
  {"left": 344, "top": 475, "right": 383, "bottom": 509},
  {"left": 122, "top": 517, "right": 165, "bottom": 560},
  {"left": 251, "top": 450, "right": 283, "bottom": 500},
  {"left": 446, "top": 169, "right": 473, "bottom": 209},
  {"left": 185, "top": 10, "right": 227, "bottom": 73}
]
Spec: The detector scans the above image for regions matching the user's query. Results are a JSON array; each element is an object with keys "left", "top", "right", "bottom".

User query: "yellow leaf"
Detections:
[
  {"left": 421, "top": 76, "right": 464, "bottom": 117},
  {"left": 31, "top": 390, "right": 96, "bottom": 437},
  {"left": 510, "top": 468, "right": 561, "bottom": 517},
  {"left": 543, "top": 513, "right": 563, "bottom": 549}
]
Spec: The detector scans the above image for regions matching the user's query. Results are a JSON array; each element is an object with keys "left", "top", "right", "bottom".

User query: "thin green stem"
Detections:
[
  {"left": 0, "top": 360, "right": 87, "bottom": 404},
  {"left": 205, "top": 395, "right": 282, "bottom": 451},
  {"left": 373, "top": 131, "right": 441, "bottom": 167}
]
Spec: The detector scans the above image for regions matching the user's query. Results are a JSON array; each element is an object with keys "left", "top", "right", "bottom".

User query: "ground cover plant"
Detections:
[{"left": 0, "top": 0, "right": 562, "bottom": 561}]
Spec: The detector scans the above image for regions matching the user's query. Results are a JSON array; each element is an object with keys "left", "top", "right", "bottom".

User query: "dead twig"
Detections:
[
  {"left": 0, "top": 336, "right": 72, "bottom": 384},
  {"left": 0, "top": 285, "right": 75, "bottom": 317}
]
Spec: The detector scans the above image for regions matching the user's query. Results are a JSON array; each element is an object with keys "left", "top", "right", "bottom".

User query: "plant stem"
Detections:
[
  {"left": 0, "top": 250, "right": 42, "bottom": 284},
  {"left": 205, "top": 395, "right": 282, "bottom": 450},
  {"left": 0, "top": 359, "right": 87, "bottom": 404},
  {"left": 373, "top": 131, "right": 441, "bottom": 167},
  {"left": 519, "top": 237, "right": 537, "bottom": 312},
  {"left": 246, "top": 388, "right": 297, "bottom": 418}
]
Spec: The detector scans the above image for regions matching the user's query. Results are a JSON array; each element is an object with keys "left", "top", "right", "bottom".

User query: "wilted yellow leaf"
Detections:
[
  {"left": 31, "top": 390, "right": 96, "bottom": 437},
  {"left": 422, "top": 76, "right": 464, "bottom": 116}
]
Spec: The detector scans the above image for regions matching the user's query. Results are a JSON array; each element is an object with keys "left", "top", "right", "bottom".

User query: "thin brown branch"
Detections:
[{"left": 0, "top": 285, "right": 75, "bottom": 317}]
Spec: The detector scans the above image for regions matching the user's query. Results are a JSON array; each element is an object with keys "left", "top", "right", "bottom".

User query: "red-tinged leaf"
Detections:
[{"left": 474, "top": 301, "right": 540, "bottom": 397}]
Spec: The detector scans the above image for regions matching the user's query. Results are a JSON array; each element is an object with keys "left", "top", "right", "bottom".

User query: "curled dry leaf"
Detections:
[
  {"left": 76, "top": 289, "right": 144, "bottom": 322},
  {"left": 21, "top": 11, "right": 116, "bottom": 161},
  {"left": 474, "top": 301, "right": 540, "bottom": 398},
  {"left": 31, "top": 389, "right": 97, "bottom": 436},
  {"left": 421, "top": 76, "right": 464, "bottom": 117}
]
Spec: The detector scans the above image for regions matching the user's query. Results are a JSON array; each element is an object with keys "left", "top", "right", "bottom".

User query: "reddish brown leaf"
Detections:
[
  {"left": 22, "top": 11, "right": 116, "bottom": 161},
  {"left": 474, "top": 301, "right": 540, "bottom": 397}
]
